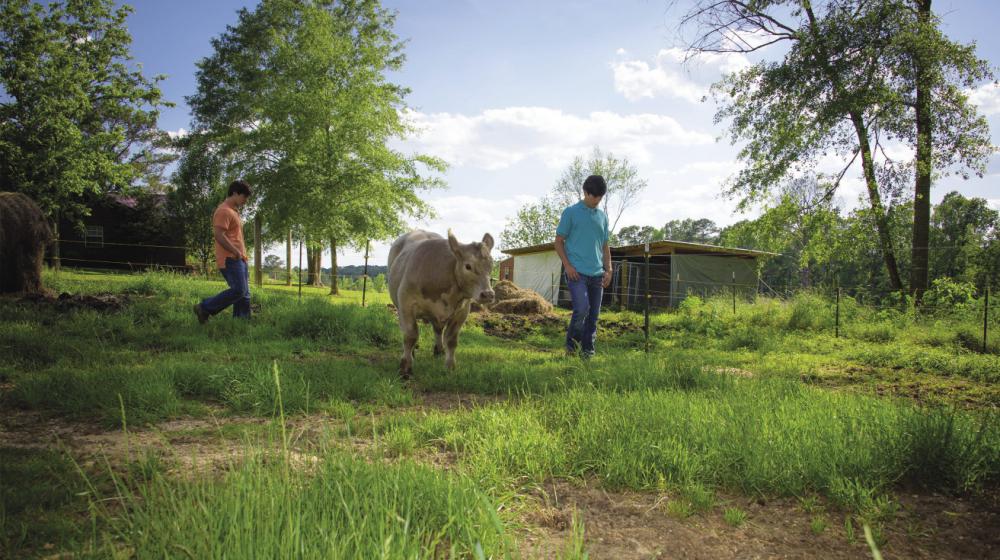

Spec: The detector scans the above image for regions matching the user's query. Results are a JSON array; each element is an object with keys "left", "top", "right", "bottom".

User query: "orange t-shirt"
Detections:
[{"left": 213, "top": 202, "right": 245, "bottom": 269}]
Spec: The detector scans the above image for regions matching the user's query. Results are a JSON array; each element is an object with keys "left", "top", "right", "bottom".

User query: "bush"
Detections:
[
  {"left": 923, "top": 277, "right": 977, "bottom": 312},
  {"left": 787, "top": 292, "right": 833, "bottom": 331}
]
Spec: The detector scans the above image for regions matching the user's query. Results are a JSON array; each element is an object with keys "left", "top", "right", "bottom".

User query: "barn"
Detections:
[
  {"left": 56, "top": 193, "right": 187, "bottom": 271},
  {"left": 501, "top": 240, "right": 775, "bottom": 310}
]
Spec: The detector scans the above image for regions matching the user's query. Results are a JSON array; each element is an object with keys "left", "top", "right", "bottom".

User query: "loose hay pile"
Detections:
[
  {"left": 478, "top": 280, "right": 553, "bottom": 315},
  {"left": 0, "top": 192, "right": 52, "bottom": 294}
]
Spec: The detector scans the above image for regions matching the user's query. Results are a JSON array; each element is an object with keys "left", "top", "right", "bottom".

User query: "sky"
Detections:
[{"left": 121, "top": 0, "right": 1000, "bottom": 267}]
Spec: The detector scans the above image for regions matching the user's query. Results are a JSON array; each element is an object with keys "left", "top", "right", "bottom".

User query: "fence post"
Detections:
[
  {"left": 732, "top": 270, "right": 736, "bottom": 314},
  {"left": 298, "top": 239, "right": 303, "bottom": 303},
  {"left": 835, "top": 282, "right": 841, "bottom": 339},
  {"left": 361, "top": 240, "right": 370, "bottom": 307},
  {"left": 985, "top": 283, "right": 990, "bottom": 353},
  {"left": 644, "top": 243, "right": 650, "bottom": 353}
]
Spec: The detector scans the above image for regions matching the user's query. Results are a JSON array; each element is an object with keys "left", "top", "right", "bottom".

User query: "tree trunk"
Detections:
[
  {"left": 911, "top": 0, "right": 933, "bottom": 303},
  {"left": 329, "top": 237, "right": 339, "bottom": 295},
  {"left": 306, "top": 239, "right": 323, "bottom": 286},
  {"left": 851, "top": 111, "right": 905, "bottom": 293},
  {"left": 801, "top": 2, "right": 904, "bottom": 294},
  {"left": 286, "top": 230, "right": 292, "bottom": 286},
  {"left": 253, "top": 215, "right": 262, "bottom": 288},
  {"left": 50, "top": 217, "right": 60, "bottom": 271}
]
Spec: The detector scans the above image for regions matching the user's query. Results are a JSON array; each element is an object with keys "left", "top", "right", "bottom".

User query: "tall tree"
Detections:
[
  {"left": 499, "top": 196, "right": 561, "bottom": 250},
  {"left": 187, "top": 0, "right": 442, "bottom": 278},
  {"left": 680, "top": 0, "right": 993, "bottom": 296},
  {"left": 552, "top": 147, "right": 648, "bottom": 234},
  {"left": 0, "top": 0, "right": 172, "bottom": 247}
]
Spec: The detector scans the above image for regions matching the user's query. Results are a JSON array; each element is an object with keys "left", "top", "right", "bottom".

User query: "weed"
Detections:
[{"left": 723, "top": 507, "right": 747, "bottom": 527}]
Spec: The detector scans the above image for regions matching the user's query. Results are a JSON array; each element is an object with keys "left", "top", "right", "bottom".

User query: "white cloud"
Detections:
[
  {"left": 402, "top": 107, "right": 713, "bottom": 170},
  {"left": 611, "top": 48, "right": 750, "bottom": 103},
  {"left": 988, "top": 198, "right": 1000, "bottom": 212},
  {"left": 967, "top": 82, "right": 1000, "bottom": 115},
  {"left": 167, "top": 128, "right": 188, "bottom": 140}
]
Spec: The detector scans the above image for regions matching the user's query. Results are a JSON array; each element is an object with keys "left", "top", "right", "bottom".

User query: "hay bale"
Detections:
[
  {"left": 490, "top": 297, "right": 553, "bottom": 315},
  {"left": 493, "top": 280, "right": 525, "bottom": 301},
  {"left": 0, "top": 192, "right": 52, "bottom": 294}
]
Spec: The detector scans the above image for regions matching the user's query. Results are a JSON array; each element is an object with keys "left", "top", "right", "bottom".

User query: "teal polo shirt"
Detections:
[{"left": 556, "top": 201, "right": 609, "bottom": 277}]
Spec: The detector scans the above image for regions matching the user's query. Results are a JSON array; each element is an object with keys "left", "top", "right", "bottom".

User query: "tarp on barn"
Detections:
[
  {"left": 512, "top": 250, "right": 563, "bottom": 304},
  {"left": 669, "top": 254, "right": 757, "bottom": 306}
]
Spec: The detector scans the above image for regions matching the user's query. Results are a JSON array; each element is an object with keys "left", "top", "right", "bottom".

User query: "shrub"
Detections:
[
  {"left": 923, "top": 277, "right": 977, "bottom": 312},
  {"left": 787, "top": 292, "right": 833, "bottom": 331}
]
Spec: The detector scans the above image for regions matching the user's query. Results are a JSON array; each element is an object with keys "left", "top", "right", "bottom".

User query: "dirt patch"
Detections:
[
  {"left": 17, "top": 291, "right": 132, "bottom": 313},
  {"left": 803, "top": 364, "right": 1000, "bottom": 409},
  {"left": 0, "top": 409, "right": 267, "bottom": 478},
  {"left": 476, "top": 312, "right": 563, "bottom": 340},
  {"left": 518, "top": 480, "right": 1000, "bottom": 560}
]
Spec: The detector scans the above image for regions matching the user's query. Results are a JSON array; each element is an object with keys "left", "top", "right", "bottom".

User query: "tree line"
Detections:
[
  {"left": 1, "top": 0, "right": 439, "bottom": 293},
  {"left": 2, "top": 0, "right": 995, "bottom": 304}
]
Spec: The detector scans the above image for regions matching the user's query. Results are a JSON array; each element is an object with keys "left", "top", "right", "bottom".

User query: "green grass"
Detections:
[
  {"left": 2, "top": 269, "right": 999, "bottom": 557},
  {"left": 110, "top": 451, "right": 514, "bottom": 558}
]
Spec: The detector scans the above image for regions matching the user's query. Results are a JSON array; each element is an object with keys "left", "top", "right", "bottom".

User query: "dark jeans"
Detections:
[
  {"left": 565, "top": 273, "right": 604, "bottom": 355},
  {"left": 201, "top": 257, "right": 251, "bottom": 319}
]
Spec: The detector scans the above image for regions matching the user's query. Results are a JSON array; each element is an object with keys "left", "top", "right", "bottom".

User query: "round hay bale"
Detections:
[{"left": 0, "top": 192, "right": 52, "bottom": 294}]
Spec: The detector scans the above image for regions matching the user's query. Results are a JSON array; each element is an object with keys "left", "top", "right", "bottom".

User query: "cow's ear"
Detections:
[
  {"left": 448, "top": 229, "right": 461, "bottom": 256},
  {"left": 481, "top": 233, "right": 494, "bottom": 253}
]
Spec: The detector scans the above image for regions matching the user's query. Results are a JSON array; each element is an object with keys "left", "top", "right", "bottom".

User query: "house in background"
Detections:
[
  {"left": 501, "top": 240, "right": 776, "bottom": 310},
  {"left": 57, "top": 193, "right": 187, "bottom": 271}
]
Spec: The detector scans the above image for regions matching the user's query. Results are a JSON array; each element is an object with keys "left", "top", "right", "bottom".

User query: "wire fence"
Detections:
[{"left": 46, "top": 236, "right": 997, "bottom": 352}]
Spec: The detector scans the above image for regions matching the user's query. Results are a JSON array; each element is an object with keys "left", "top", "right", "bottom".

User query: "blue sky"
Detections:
[{"left": 122, "top": 0, "right": 1000, "bottom": 266}]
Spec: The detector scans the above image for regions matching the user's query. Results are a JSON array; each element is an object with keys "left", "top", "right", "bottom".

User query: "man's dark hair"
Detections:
[
  {"left": 582, "top": 175, "right": 607, "bottom": 197},
  {"left": 228, "top": 180, "right": 252, "bottom": 197}
]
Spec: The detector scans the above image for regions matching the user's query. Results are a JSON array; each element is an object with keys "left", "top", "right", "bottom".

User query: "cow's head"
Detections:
[{"left": 448, "top": 229, "right": 495, "bottom": 304}]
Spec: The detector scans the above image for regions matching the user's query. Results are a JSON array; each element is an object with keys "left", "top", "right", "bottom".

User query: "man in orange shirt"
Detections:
[{"left": 194, "top": 180, "right": 252, "bottom": 322}]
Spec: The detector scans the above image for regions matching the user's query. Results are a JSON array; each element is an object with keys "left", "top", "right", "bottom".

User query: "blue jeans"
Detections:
[
  {"left": 201, "top": 258, "right": 251, "bottom": 319},
  {"left": 565, "top": 273, "right": 604, "bottom": 355}
]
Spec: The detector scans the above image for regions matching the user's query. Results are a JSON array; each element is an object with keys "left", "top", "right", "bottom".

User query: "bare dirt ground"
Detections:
[{"left": 3, "top": 395, "right": 998, "bottom": 559}]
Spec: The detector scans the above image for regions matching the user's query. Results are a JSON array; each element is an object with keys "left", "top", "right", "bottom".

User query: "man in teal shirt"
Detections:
[{"left": 554, "top": 175, "right": 612, "bottom": 357}]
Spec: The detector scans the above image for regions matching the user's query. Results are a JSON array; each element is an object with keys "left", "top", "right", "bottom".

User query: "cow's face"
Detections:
[{"left": 448, "top": 230, "right": 495, "bottom": 304}]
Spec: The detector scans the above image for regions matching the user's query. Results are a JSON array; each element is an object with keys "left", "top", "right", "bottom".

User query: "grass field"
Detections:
[{"left": 1, "top": 269, "right": 998, "bottom": 558}]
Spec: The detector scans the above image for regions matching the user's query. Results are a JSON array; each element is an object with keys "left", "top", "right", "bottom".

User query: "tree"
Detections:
[
  {"left": 499, "top": 196, "right": 561, "bottom": 250},
  {"left": 263, "top": 254, "right": 283, "bottom": 272},
  {"left": 680, "top": 0, "right": 993, "bottom": 298},
  {"left": 552, "top": 147, "right": 648, "bottom": 234},
  {"left": 661, "top": 218, "right": 720, "bottom": 244},
  {"left": 169, "top": 133, "right": 227, "bottom": 275},
  {"left": 187, "top": 0, "right": 443, "bottom": 287},
  {"left": 0, "top": 0, "right": 173, "bottom": 231},
  {"left": 930, "top": 191, "right": 998, "bottom": 283},
  {"left": 616, "top": 225, "right": 662, "bottom": 246}
]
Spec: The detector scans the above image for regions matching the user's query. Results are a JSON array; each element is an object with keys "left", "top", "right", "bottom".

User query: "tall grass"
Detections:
[{"left": 409, "top": 359, "right": 1000, "bottom": 504}]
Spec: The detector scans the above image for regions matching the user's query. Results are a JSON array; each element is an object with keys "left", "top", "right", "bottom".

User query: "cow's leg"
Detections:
[
  {"left": 398, "top": 311, "right": 419, "bottom": 379},
  {"left": 443, "top": 306, "right": 470, "bottom": 371},
  {"left": 432, "top": 321, "right": 445, "bottom": 357}
]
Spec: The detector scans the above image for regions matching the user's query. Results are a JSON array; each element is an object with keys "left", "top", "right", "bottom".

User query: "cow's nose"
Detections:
[{"left": 479, "top": 290, "right": 495, "bottom": 303}]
